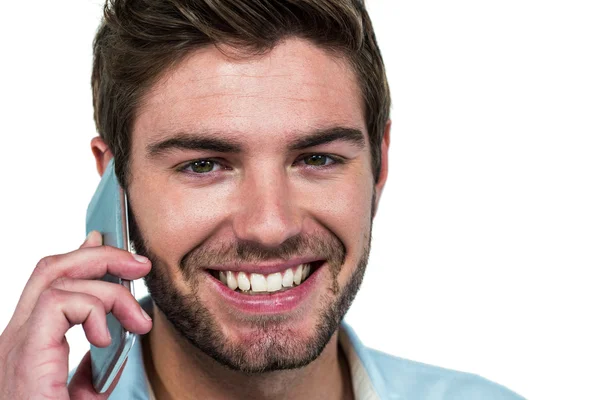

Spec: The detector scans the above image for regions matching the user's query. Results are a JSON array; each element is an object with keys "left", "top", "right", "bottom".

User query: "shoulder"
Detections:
[
  {"left": 340, "top": 322, "right": 525, "bottom": 400},
  {"left": 368, "top": 348, "right": 525, "bottom": 400}
]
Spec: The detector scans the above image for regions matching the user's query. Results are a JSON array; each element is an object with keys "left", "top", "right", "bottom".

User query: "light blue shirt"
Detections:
[{"left": 72, "top": 297, "right": 525, "bottom": 399}]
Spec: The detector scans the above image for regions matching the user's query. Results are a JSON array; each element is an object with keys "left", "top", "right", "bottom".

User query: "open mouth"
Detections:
[{"left": 208, "top": 260, "right": 325, "bottom": 296}]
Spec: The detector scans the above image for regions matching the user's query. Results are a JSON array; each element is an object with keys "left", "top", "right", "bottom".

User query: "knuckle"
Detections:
[
  {"left": 34, "top": 255, "right": 57, "bottom": 276},
  {"left": 95, "top": 245, "right": 115, "bottom": 266},
  {"left": 115, "top": 283, "right": 132, "bottom": 298},
  {"left": 89, "top": 295, "right": 106, "bottom": 313},
  {"left": 93, "top": 295, "right": 105, "bottom": 308},
  {"left": 38, "top": 287, "right": 63, "bottom": 306},
  {"left": 99, "top": 244, "right": 114, "bottom": 257},
  {"left": 50, "top": 276, "right": 71, "bottom": 291}
]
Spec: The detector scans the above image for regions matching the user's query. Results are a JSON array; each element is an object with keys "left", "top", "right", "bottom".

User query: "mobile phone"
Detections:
[{"left": 85, "top": 158, "right": 136, "bottom": 393}]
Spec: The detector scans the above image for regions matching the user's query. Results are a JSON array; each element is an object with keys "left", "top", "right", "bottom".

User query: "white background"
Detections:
[{"left": 1, "top": 1, "right": 598, "bottom": 399}]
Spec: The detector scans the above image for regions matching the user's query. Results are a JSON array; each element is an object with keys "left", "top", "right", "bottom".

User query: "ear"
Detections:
[
  {"left": 91, "top": 136, "right": 114, "bottom": 177},
  {"left": 372, "top": 120, "right": 391, "bottom": 218}
]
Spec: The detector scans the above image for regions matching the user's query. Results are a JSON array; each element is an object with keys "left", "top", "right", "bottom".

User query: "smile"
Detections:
[
  {"left": 204, "top": 259, "right": 326, "bottom": 314},
  {"left": 208, "top": 261, "right": 323, "bottom": 295}
]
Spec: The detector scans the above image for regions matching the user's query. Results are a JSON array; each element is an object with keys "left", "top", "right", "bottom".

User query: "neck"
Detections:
[{"left": 142, "top": 306, "right": 354, "bottom": 400}]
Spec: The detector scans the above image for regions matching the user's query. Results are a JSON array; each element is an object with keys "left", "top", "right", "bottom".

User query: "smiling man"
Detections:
[
  {"left": 121, "top": 38, "right": 378, "bottom": 394},
  {"left": 0, "top": 0, "right": 525, "bottom": 399}
]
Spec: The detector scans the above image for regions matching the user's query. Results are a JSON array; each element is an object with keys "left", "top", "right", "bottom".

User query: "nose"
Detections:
[{"left": 232, "top": 167, "right": 303, "bottom": 248}]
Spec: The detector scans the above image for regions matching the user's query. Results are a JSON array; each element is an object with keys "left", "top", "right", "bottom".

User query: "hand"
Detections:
[{"left": 0, "top": 231, "right": 153, "bottom": 399}]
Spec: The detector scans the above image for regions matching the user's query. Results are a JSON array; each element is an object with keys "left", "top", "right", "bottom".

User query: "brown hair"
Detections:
[{"left": 92, "top": 0, "right": 390, "bottom": 188}]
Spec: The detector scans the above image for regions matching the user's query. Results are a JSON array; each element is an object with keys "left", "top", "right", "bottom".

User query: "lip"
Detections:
[
  {"left": 205, "top": 261, "right": 325, "bottom": 314},
  {"left": 208, "top": 257, "right": 323, "bottom": 275}
]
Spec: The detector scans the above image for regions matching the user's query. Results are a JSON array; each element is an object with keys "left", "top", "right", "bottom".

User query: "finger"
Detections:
[
  {"left": 35, "top": 246, "right": 151, "bottom": 283},
  {"left": 68, "top": 351, "right": 128, "bottom": 399},
  {"left": 51, "top": 278, "right": 152, "bottom": 335},
  {"left": 5, "top": 232, "right": 105, "bottom": 332},
  {"left": 14, "top": 246, "right": 151, "bottom": 323},
  {"left": 27, "top": 289, "right": 113, "bottom": 349},
  {"left": 80, "top": 230, "right": 103, "bottom": 249}
]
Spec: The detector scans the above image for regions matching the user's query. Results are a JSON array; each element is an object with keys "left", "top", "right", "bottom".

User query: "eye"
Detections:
[
  {"left": 180, "top": 159, "right": 225, "bottom": 174},
  {"left": 300, "top": 154, "right": 340, "bottom": 167}
]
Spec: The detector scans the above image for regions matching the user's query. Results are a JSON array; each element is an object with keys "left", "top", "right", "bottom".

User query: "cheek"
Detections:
[
  {"left": 303, "top": 171, "right": 373, "bottom": 275},
  {"left": 129, "top": 172, "right": 237, "bottom": 265}
]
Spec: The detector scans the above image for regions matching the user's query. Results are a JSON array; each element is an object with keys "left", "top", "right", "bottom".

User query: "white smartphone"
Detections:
[{"left": 85, "top": 158, "right": 136, "bottom": 393}]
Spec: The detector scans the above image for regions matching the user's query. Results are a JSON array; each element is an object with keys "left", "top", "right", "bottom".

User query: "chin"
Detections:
[{"left": 215, "top": 322, "right": 334, "bottom": 373}]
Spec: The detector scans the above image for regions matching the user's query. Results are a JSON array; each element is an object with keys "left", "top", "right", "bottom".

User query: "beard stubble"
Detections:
[{"left": 129, "top": 195, "right": 374, "bottom": 374}]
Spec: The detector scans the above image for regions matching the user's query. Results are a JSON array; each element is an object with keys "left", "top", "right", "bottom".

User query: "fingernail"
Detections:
[
  {"left": 106, "top": 326, "right": 112, "bottom": 341},
  {"left": 84, "top": 231, "right": 94, "bottom": 243},
  {"left": 141, "top": 307, "right": 152, "bottom": 321},
  {"left": 132, "top": 254, "right": 149, "bottom": 263}
]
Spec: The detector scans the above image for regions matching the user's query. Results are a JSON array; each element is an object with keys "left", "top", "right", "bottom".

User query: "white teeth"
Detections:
[
  {"left": 238, "top": 272, "right": 251, "bottom": 291},
  {"left": 267, "top": 273, "right": 283, "bottom": 292},
  {"left": 215, "top": 263, "right": 315, "bottom": 293},
  {"left": 293, "top": 265, "right": 303, "bottom": 285},
  {"left": 226, "top": 271, "right": 238, "bottom": 290},
  {"left": 282, "top": 268, "right": 294, "bottom": 287},
  {"left": 250, "top": 273, "right": 267, "bottom": 292}
]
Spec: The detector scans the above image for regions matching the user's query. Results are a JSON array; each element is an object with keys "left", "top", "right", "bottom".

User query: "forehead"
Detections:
[{"left": 133, "top": 38, "right": 366, "bottom": 147}]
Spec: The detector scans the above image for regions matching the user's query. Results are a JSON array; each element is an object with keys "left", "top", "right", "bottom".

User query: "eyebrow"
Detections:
[
  {"left": 288, "top": 127, "right": 366, "bottom": 151},
  {"left": 146, "top": 126, "right": 366, "bottom": 158},
  {"left": 147, "top": 134, "right": 243, "bottom": 158}
]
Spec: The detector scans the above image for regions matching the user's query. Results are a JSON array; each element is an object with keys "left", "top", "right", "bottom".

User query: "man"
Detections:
[{"left": 0, "top": 0, "right": 524, "bottom": 399}]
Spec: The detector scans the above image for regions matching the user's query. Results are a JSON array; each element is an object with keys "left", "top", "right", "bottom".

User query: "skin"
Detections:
[
  {"left": 92, "top": 38, "right": 390, "bottom": 400},
  {"left": 0, "top": 230, "right": 153, "bottom": 399}
]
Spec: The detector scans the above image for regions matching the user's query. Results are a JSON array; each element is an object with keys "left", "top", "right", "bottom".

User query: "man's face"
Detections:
[{"left": 127, "top": 38, "right": 382, "bottom": 372}]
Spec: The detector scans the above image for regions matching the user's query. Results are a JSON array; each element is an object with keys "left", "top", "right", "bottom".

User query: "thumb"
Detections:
[
  {"left": 68, "top": 351, "right": 128, "bottom": 399},
  {"left": 80, "top": 231, "right": 103, "bottom": 249}
]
